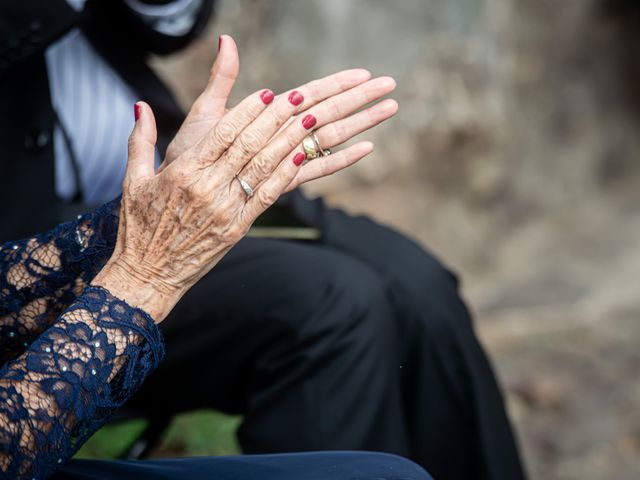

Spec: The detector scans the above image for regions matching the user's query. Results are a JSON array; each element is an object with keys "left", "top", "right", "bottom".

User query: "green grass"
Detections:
[{"left": 76, "top": 410, "right": 242, "bottom": 460}]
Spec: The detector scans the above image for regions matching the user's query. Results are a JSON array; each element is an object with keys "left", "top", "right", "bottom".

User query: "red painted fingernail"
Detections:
[
  {"left": 302, "top": 114, "right": 317, "bottom": 129},
  {"left": 293, "top": 152, "right": 305, "bottom": 166},
  {"left": 134, "top": 103, "right": 141, "bottom": 121},
  {"left": 260, "top": 89, "right": 274, "bottom": 104},
  {"left": 218, "top": 35, "right": 223, "bottom": 52},
  {"left": 288, "top": 91, "right": 304, "bottom": 106}
]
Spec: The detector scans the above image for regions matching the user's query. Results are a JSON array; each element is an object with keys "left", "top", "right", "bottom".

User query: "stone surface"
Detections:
[{"left": 152, "top": 1, "right": 640, "bottom": 478}]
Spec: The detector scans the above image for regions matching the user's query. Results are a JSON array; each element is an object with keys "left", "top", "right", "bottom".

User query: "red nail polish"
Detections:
[
  {"left": 260, "top": 89, "right": 274, "bottom": 104},
  {"left": 293, "top": 152, "right": 305, "bottom": 166},
  {"left": 302, "top": 114, "right": 316, "bottom": 129},
  {"left": 288, "top": 91, "right": 304, "bottom": 106},
  {"left": 134, "top": 103, "right": 141, "bottom": 121},
  {"left": 218, "top": 35, "right": 223, "bottom": 52}
]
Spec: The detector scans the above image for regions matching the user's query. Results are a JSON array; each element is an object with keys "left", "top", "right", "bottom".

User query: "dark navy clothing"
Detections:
[{"left": 56, "top": 452, "right": 432, "bottom": 480}]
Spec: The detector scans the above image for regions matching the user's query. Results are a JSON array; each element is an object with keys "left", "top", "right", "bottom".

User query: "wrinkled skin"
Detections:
[{"left": 92, "top": 35, "right": 398, "bottom": 322}]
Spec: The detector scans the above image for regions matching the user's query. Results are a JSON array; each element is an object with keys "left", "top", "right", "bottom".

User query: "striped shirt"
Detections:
[{"left": 46, "top": 0, "right": 201, "bottom": 205}]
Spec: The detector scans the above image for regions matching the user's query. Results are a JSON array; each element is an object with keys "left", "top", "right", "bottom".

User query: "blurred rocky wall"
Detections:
[{"left": 152, "top": 1, "right": 640, "bottom": 478}]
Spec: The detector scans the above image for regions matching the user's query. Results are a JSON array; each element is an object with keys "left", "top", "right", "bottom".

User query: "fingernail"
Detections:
[
  {"left": 302, "top": 114, "right": 316, "bottom": 129},
  {"left": 218, "top": 35, "right": 223, "bottom": 52},
  {"left": 134, "top": 103, "right": 141, "bottom": 121},
  {"left": 293, "top": 152, "right": 305, "bottom": 166},
  {"left": 260, "top": 89, "right": 274, "bottom": 104},
  {"left": 288, "top": 91, "right": 304, "bottom": 106}
]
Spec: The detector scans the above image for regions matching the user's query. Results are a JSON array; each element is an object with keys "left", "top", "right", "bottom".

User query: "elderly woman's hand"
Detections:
[
  {"left": 92, "top": 37, "right": 398, "bottom": 322},
  {"left": 162, "top": 36, "right": 398, "bottom": 191}
]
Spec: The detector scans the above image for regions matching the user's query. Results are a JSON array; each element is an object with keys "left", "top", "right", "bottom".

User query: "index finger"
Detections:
[{"left": 198, "top": 34, "right": 240, "bottom": 110}]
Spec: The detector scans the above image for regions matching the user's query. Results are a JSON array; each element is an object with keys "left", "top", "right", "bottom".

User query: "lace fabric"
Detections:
[
  {"left": 0, "top": 200, "right": 166, "bottom": 479},
  {"left": 0, "top": 199, "right": 120, "bottom": 363}
]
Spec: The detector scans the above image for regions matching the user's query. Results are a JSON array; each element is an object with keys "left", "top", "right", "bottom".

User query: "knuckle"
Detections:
[
  {"left": 332, "top": 120, "right": 348, "bottom": 141},
  {"left": 230, "top": 103, "right": 261, "bottom": 131},
  {"left": 320, "top": 163, "right": 332, "bottom": 177},
  {"left": 127, "top": 135, "right": 140, "bottom": 156},
  {"left": 285, "top": 131, "right": 300, "bottom": 150},
  {"left": 247, "top": 97, "right": 265, "bottom": 116},
  {"left": 363, "top": 83, "right": 380, "bottom": 102},
  {"left": 219, "top": 209, "right": 235, "bottom": 227},
  {"left": 315, "top": 158, "right": 332, "bottom": 177},
  {"left": 209, "top": 205, "right": 234, "bottom": 228},
  {"left": 252, "top": 151, "right": 276, "bottom": 176},
  {"left": 257, "top": 186, "right": 277, "bottom": 208},
  {"left": 214, "top": 121, "right": 238, "bottom": 146},
  {"left": 336, "top": 74, "right": 349, "bottom": 90},
  {"left": 327, "top": 99, "right": 342, "bottom": 118},
  {"left": 268, "top": 106, "right": 291, "bottom": 125},
  {"left": 304, "top": 82, "right": 320, "bottom": 99},
  {"left": 165, "top": 167, "right": 190, "bottom": 189},
  {"left": 236, "top": 130, "right": 263, "bottom": 156},
  {"left": 192, "top": 139, "right": 215, "bottom": 165},
  {"left": 190, "top": 180, "right": 210, "bottom": 202}
]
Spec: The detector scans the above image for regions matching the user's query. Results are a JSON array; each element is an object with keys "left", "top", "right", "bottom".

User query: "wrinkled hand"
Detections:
[
  {"left": 161, "top": 37, "right": 238, "bottom": 167},
  {"left": 92, "top": 36, "right": 398, "bottom": 322},
  {"left": 162, "top": 35, "right": 398, "bottom": 191}
]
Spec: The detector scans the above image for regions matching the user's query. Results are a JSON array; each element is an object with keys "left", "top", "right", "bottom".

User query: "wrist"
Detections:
[{"left": 91, "top": 257, "right": 183, "bottom": 323}]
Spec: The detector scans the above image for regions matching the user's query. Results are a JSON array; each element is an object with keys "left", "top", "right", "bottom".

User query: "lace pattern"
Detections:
[
  {"left": 0, "top": 200, "right": 166, "bottom": 479},
  {"left": 0, "top": 199, "right": 120, "bottom": 364}
]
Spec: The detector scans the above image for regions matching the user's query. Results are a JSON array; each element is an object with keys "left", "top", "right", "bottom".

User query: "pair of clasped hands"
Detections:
[{"left": 93, "top": 35, "right": 398, "bottom": 322}]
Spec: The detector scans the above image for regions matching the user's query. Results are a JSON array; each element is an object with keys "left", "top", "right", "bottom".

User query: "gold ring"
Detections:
[
  {"left": 302, "top": 135, "right": 319, "bottom": 160},
  {"left": 302, "top": 132, "right": 331, "bottom": 161},
  {"left": 312, "top": 133, "right": 331, "bottom": 158}
]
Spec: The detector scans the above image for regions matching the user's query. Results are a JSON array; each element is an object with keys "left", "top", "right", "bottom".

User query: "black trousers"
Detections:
[{"left": 124, "top": 191, "right": 526, "bottom": 480}]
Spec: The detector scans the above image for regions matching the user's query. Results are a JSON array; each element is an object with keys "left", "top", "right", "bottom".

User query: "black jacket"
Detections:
[{"left": 0, "top": 0, "right": 214, "bottom": 241}]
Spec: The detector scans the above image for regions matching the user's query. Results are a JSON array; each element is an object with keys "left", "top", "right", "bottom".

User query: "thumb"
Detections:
[{"left": 126, "top": 101, "right": 157, "bottom": 183}]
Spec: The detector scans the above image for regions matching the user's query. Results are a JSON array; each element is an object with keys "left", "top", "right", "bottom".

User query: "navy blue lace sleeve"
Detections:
[
  {"left": 0, "top": 198, "right": 120, "bottom": 364},
  {"left": 0, "top": 200, "right": 166, "bottom": 479},
  {"left": 0, "top": 286, "right": 165, "bottom": 479}
]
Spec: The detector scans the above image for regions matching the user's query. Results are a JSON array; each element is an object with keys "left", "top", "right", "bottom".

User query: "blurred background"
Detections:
[{"left": 79, "top": 0, "right": 640, "bottom": 478}]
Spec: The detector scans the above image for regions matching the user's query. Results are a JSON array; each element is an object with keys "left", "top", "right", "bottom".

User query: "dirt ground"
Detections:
[{"left": 152, "top": 1, "right": 640, "bottom": 478}]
